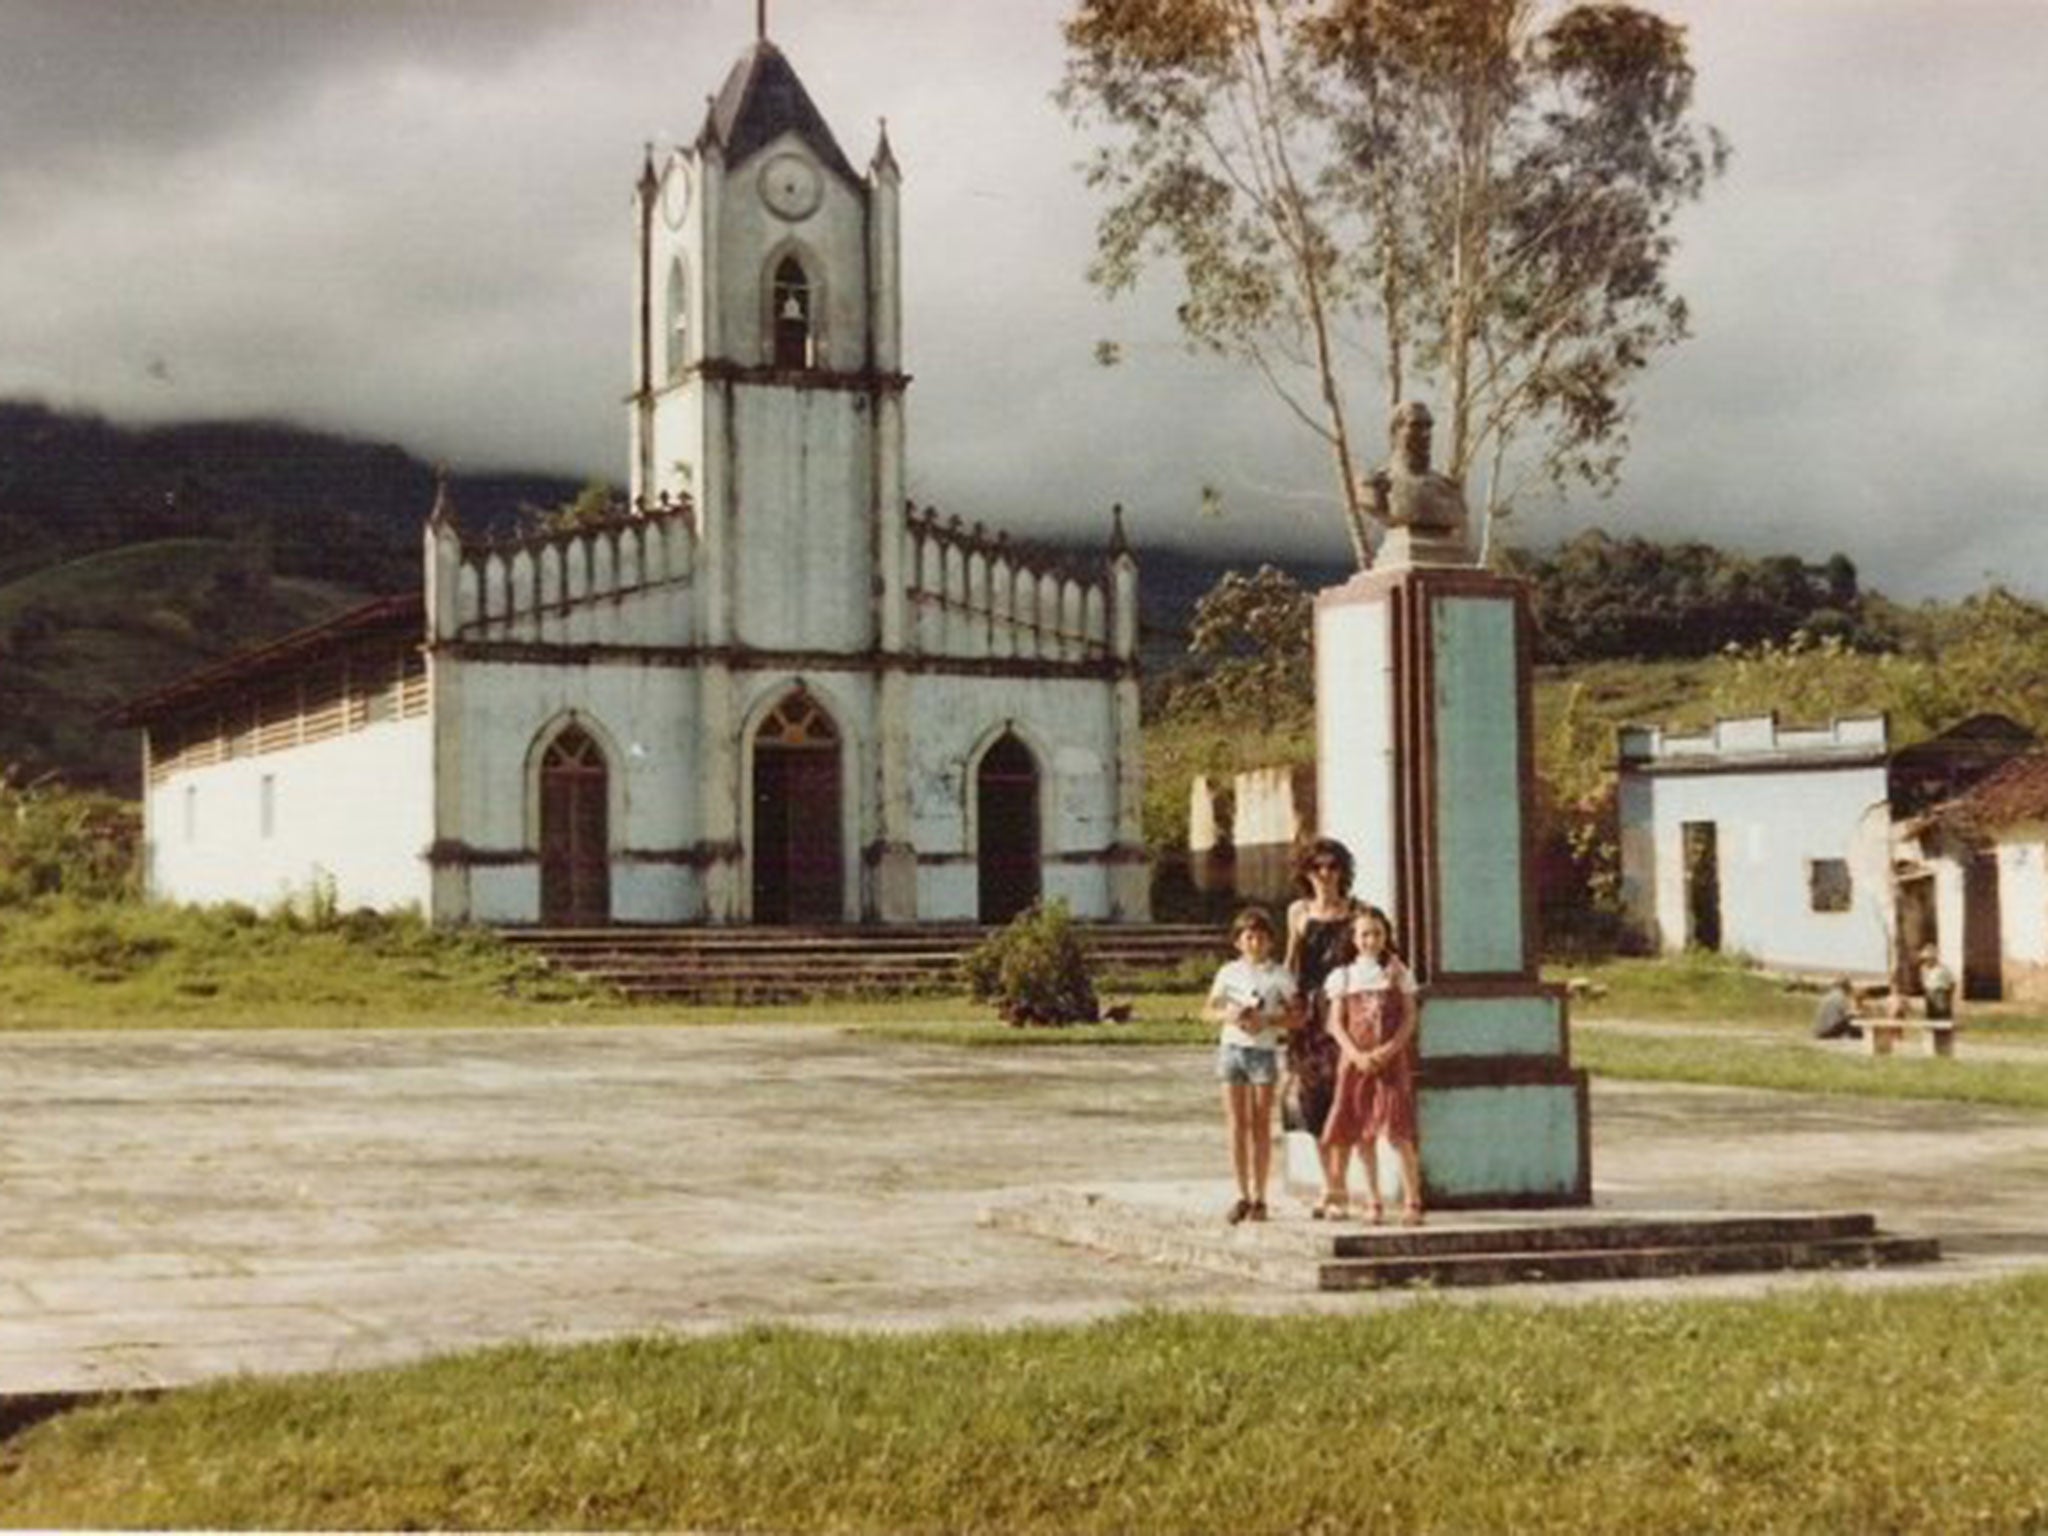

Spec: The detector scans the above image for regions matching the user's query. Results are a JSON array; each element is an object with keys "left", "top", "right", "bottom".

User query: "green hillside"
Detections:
[{"left": 0, "top": 539, "right": 366, "bottom": 791}]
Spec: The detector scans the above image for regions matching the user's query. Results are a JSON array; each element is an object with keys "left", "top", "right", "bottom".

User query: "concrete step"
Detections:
[
  {"left": 1327, "top": 1211, "right": 1878, "bottom": 1259},
  {"left": 1319, "top": 1235, "right": 1941, "bottom": 1291},
  {"left": 982, "top": 1187, "right": 1943, "bottom": 1293}
]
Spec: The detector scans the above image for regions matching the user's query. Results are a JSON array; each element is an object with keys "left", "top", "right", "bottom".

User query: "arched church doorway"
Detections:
[
  {"left": 752, "top": 690, "right": 842, "bottom": 924},
  {"left": 977, "top": 732, "right": 1041, "bottom": 924},
  {"left": 539, "top": 725, "right": 609, "bottom": 926}
]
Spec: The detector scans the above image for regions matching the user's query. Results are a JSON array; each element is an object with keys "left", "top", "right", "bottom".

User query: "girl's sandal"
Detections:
[
  {"left": 1364, "top": 1200, "right": 1386, "bottom": 1225},
  {"left": 1401, "top": 1202, "right": 1427, "bottom": 1228}
]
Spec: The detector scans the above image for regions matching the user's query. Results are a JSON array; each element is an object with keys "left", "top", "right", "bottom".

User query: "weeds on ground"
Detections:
[{"left": 0, "top": 899, "right": 596, "bottom": 1026}]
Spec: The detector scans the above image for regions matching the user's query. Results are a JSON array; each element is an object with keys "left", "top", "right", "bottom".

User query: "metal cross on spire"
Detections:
[{"left": 757, "top": 0, "right": 768, "bottom": 41}]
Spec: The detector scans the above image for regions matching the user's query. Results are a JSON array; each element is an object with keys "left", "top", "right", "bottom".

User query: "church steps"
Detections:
[{"left": 500, "top": 924, "right": 1226, "bottom": 1002}]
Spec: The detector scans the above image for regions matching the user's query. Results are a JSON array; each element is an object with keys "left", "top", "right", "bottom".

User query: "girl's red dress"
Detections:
[{"left": 1319, "top": 968, "right": 1417, "bottom": 1148}]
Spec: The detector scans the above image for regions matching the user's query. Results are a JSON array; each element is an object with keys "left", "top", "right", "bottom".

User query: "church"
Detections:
[{"left": 121, "top": 35, "right": 1149, "bottom": 928}]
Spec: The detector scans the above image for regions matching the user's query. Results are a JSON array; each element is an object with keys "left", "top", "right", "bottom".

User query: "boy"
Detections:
[{"left": 1204, "top": 907, "right": 1299, "bottom": 1223}]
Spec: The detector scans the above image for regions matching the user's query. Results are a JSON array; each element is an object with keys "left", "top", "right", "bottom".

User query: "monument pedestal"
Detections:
[{"left": 1312, "top": 563, "right": 1590, "bottom": 1208}]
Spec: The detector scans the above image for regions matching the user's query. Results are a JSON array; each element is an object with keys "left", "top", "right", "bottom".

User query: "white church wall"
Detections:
[
  {"left": 906, "top": 674, "right": 1120, "bottom": 921},
  {"left": 729, "top": 387, "right": 872, "bottom": 653},
  {"left": 714, "top": 135, "right": 871, "bottom": 371},
  {"left": 733, "top": 668, "right": 875, "bottom": 923},
  {"left": 147, "top": 718, "right": 433, "bottom": 913},
  {"left": 443, "top": 658, "right": 704, "bottom": 923}
]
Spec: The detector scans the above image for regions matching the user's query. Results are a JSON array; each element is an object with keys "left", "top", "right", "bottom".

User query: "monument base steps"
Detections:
[{"left": 983, "top": 1188, "right": 1940, "bottom": 1293}]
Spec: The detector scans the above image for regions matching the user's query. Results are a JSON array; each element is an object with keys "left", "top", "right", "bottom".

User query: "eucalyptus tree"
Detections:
[{"left": 1061, "top": 0, "right": 1727, "bottom": 566}]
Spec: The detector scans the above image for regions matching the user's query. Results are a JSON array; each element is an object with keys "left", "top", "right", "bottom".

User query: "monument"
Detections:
[{"left": 1308, "top": 403, "right": 1591, "bottom": 1207}]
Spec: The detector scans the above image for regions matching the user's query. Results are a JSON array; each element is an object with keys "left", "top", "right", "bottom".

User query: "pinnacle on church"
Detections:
[
  {"left": 1108, "top": 503, "right": 1131, "bottom": 559},
  {"left": 427, "top": 465, "right": 459, "bottom": 532},
  {"left": 870, "top": 117, "right": 900, "bottom": 181}
]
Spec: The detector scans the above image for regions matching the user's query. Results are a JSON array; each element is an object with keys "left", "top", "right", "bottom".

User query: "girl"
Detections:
[
  {"left": 1204, "top": 907, "right": 1299, "bottom": 1223},
  {"left": 1319, "top": 905, "right": 1424, "bottom": 1225},
  {"left": 1285, "top": 836, "right": 1357, "bottom": 1217}
]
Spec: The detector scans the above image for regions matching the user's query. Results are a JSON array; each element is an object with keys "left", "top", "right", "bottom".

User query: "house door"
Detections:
[
  {"left": 1963, "top": 849, "right": 2003, "bottom": 1000},
  {"left": 1681, "top": 820, "right": 1721, "bottom": 951},
  {"left": 540, "top": 726, "right": 609, "bottom": 926},
  {"left": 976, "top": 733, "right": 1041, "bottom": 924},
  {"left": 752, "top": 691, "right": 842, "bottom": 924}
]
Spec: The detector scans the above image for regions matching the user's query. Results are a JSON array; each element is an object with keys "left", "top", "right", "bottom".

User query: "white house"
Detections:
[
  {"left": 121, "top": 37, "right": 1148, "bottom": 928},
  {"left": 1618, "top": 712, "right": 2034, "bottom": 984},
  {"left": 1910, "top": 752, "right": 2048, "bottom": 1002},
  {"left": 1617, "top": 715, "right": 1896, "bottom": 974}
]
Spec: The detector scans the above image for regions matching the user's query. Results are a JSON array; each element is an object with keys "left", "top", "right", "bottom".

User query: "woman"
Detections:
[{"left": 1284, "top": 835, "right": 1359, "bottom": 1217}]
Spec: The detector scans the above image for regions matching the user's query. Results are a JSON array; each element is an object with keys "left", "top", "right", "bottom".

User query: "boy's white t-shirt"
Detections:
[{"left": 1210, "top": 958, "right": 1297, "bottom": 1050}]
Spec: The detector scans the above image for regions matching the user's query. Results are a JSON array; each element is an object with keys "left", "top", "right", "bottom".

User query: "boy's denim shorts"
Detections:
[{"left": 1217, "top": 1043, "right": 1280, "bottom": 1087}]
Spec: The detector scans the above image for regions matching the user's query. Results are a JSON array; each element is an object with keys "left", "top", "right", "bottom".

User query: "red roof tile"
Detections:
[{"left": 1933, "top": 750, "right": 2048, "bottom": 833}]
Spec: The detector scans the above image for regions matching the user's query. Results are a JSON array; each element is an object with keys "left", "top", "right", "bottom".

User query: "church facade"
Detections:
[{"left": 124, "top": 40, "right": 1148, "bottom": 927}]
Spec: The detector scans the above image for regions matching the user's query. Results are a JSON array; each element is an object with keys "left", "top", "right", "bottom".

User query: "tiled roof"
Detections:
[
  {"left": 110, "top": 593, "right": 424, "bottom": 727},
  {"left": 1931, "top": 750, "right": 2048, "bottom": 833}
]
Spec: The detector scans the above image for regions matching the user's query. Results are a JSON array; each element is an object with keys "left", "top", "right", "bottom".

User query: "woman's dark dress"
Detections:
[{"left": 1284, "top": 915, "right": 1350, "bottom": 1134}]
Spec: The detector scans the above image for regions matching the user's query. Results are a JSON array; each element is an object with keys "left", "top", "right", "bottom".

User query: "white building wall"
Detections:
[
  {"left": 906, "top": 673, "right": 1120, "bottom": 920},
  {"left": 147, "top": 719, "right": 433, "bottom": 912},
  {"left": 441, "top": 658, "right": 702, "bottom": 924},
  {"left": 1997, "top": 828, "right": 2048, "bottom": 969},
  {"left": 729, "top": 386, "right": 872, "bottom": 653},
  {"left": 713, "top": 134, "right": 870, "bottom": 370},
  {"left": 1622, "top": 763, "right": 1892, "bottom": 973}
]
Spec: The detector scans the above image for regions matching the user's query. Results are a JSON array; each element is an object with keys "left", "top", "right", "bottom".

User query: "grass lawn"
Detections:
[{"left": 5, "top": 1281, "right": 2048, "bottom": 1531}]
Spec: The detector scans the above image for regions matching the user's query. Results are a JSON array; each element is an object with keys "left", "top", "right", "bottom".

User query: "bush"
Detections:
[
  {"left": 961, "top": 900, "right": 1100, "bottom": 1026},
  {"left": 0, "top": 771, "right": 139, "bottom": 905}
]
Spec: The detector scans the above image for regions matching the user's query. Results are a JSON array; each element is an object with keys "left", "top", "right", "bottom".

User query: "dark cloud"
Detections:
[
  {"left": 0, "top": 0, "right": 2042, "bottom": 601},
  {"left": 0, "top": 0, "right": 578, "bottom": 172}
]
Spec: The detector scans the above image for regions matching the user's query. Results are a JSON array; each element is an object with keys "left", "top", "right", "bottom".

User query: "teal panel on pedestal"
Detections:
[
  {"left": 1419, "top": 1083, "right": 1583, "bottom": 1200},
  {"left": 1431, "top": 596, "right": 1522, "bottom": 972},
  {"left": 1420, "top": 994, "right": 1561, "bottom": 1058}
]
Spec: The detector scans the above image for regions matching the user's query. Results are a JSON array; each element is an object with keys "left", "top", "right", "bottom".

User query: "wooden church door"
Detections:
[
  {"left": 976, "top": 733, "right": 1041, "bottom": 924},
  {"left": 540, "top": 726, "right": 610, "bottom": 926},
  {"left": 752, "top": 692, "right": 843, "bottom": 924}
]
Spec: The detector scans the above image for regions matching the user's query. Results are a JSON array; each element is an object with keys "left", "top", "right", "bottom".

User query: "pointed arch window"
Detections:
[
  {"left": 772, "top": 255, "right": 813, "bottom": 370},
  {"left": 665, "top": 257, "right": 689, "bottom": 382}
]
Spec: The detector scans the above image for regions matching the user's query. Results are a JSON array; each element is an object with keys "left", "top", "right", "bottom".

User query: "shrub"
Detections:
[
  {"left": 0, "top": 771, "right": 139, "bottom": 905},
  {"left": 961, "top": 900, "right": 1100, "bottom": 1026}
]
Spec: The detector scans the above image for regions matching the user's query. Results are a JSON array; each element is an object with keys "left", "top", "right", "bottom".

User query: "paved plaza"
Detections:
[{"left": 4, "top": 1023, "right": 2048, "bottom": 1397}]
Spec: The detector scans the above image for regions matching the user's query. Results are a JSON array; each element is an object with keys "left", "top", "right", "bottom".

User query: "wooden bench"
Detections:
[{"left": 1862, "top": 1016, "right": 1957, "bottom": 1058}]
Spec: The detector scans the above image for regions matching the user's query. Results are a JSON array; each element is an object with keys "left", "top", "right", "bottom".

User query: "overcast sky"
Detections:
[{"left": 3, "top": 0, "right": 2043, "bottom": 600}]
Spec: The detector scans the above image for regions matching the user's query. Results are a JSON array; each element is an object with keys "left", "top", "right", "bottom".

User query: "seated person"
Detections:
[
  {"left": 1810, "top": 976, "right": 1860, "bottom": 1040},
  {"left": 1918, "top": 945, "right": 1957, "bottom": 1022}
]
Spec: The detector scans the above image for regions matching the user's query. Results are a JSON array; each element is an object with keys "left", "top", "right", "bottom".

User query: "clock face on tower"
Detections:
[
  {"left": 759, "top": 152, "right": 822, "bottom": 221},
  {"left": 660, "top": 164, "right": 690, "bottom": 229}
]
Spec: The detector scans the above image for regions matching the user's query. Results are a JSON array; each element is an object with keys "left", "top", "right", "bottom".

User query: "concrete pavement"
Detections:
[{"left": 3, "top": 1023, "right": 2046, "bottom": 1397}]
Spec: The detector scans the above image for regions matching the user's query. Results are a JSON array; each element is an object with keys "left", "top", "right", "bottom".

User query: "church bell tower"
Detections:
[{"left": 628, "top": 35, "right": 908, "bottom": 656}]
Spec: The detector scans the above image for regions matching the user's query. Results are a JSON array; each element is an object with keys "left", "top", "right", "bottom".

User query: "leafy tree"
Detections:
[
  {"left": 1172, "top": 563, "right": 1315, "bottom": 729},
  {"left": 1061, "top": 0, "right": 1726, "bottom": 565},
  {"left": 520, "top": 481, "right": 627, "bottom": 538}
]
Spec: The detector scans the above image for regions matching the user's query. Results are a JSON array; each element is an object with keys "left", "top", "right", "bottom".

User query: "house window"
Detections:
[
  {"left": 771, "top": 256, "right": 812, "bottom": 369},
  {"left": 1808, "top": 858, "right": 1852, "bottom": 913},
  {"left": 260, "top": 775, "right": 276, "bottom": 839}
]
